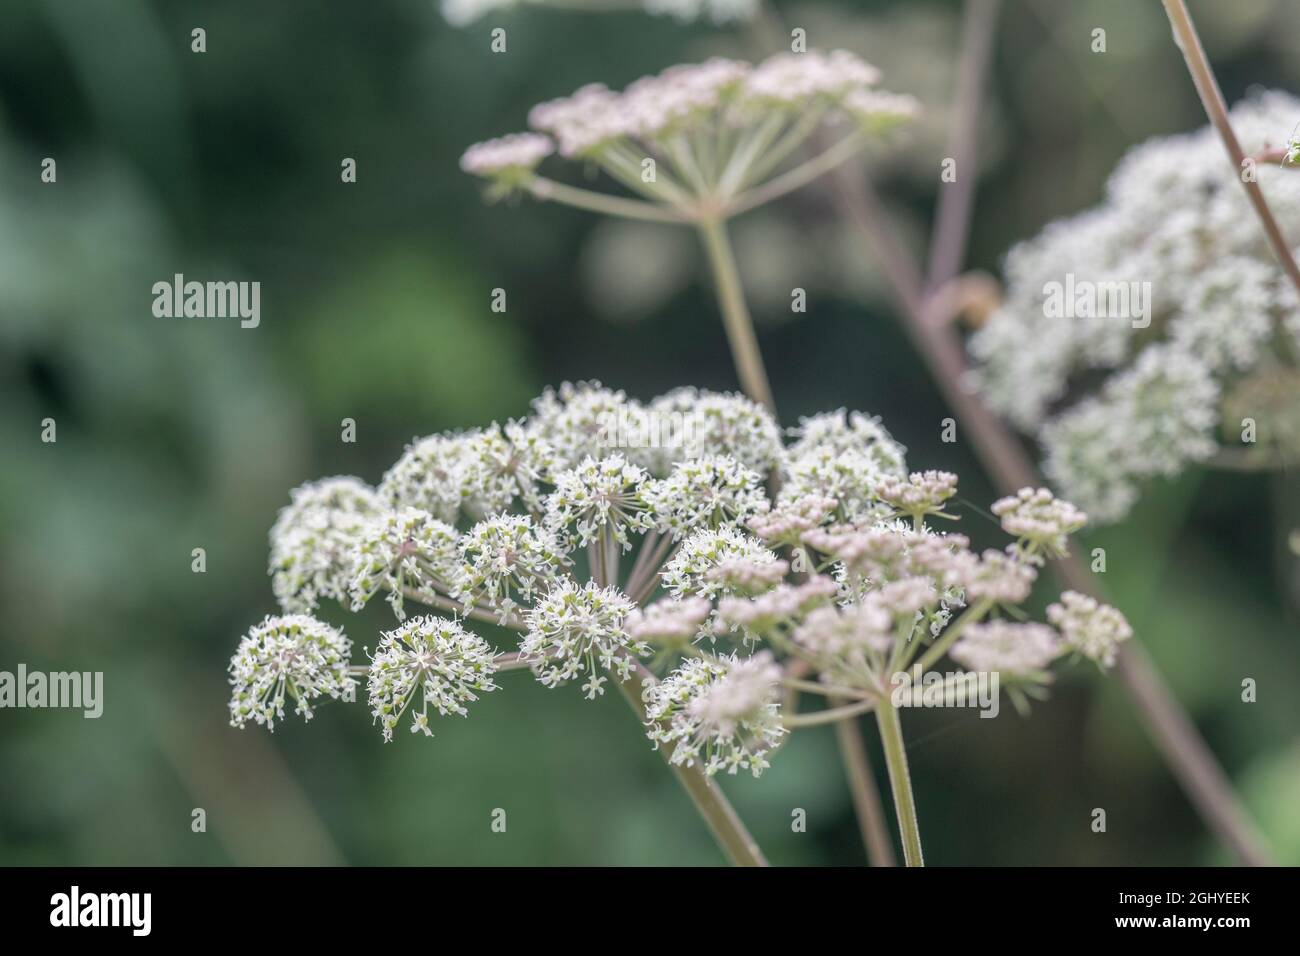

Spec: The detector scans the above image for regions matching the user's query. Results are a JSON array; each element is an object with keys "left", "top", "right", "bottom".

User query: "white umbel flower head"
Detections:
[
  {"left": 649, "top": 388, "right": 784, "bottom": 473},
  {"left": 787, "top": 408, "right": 907, "bottom": 469},
  {"left": 379, "top": 432, "right": 473, "bottom": 525},
  {"left": 949, "top": 621, "right": 1061, "bottom": 677},
  {"left": 367, "top": 615, "right": 499, "bottom": 741},
  {"left": 528, "top": 83, "right": 627, "bottom": 160},
  {"left": 660, "top": 526, "right": 780, "bottom": 600},
  {"left": 1100, "top": 346, "right": 1220, "bottom": 479},
  {"left": 269, "top": 477, "right": 382, "bottom": 613},
  {"left": 642, "top": 455, "right": 770, "bottom": 540},
  {"left": 456, "top": 514, "right": 567, "bottom": 622},
  {"left": 1039, "top": 398, "right": 1141, "bottom": 526},
  {"left": 230, "top": 383, "right": 1129, "bottom": 766},
  {"left": 781, "top": 447, "right": 894, "bottom": 523},
  {"left": 991, "top": 487, "right": 1087, "bottom": 557},
  {"left": 347, "top": 508, "right": 460, "bottom": 619},
  {"left": 969, "top": 90, "right": 1300, "bottom": 522},
  {"left": 461, "top": 419, "right": 563, "bottom": 517},
  {"left": 1170, "top": 257, "right": 1278, "bottom": 373},
  {"left": 705, "top": 556, "right": 789, "bottom": 596},
  {"left": 1047, "top": 591, "right": 1133, "bottom": 669},
  {"left": 1041, "top": 347, "right": 1221, "bottom": 521},
  {"left": 781, "top": 412, "right": 907, "bottom": 522},
  {"left": 543, "top": 454, "right": 649, "bottom": 552},
  {"left": 621, "top": 58, "right": 751, "bottom": 141},
  {"left": 645, "top": 651, "right": 786, "bottom": 777},
  {"left": 229, "top": 615, "right": 356, "bottom": 731},
  {"left": 529, "top": 381, "right": 640, "bottom": 468},
  {"left": 873, "top": 576, "right": 940, "bottom": 617},
  {"left": 802, "top": 523, "right": 911, "bottom": 582},
  {"left": 521, "top": 579, "right": 644, "bottom": 698}
]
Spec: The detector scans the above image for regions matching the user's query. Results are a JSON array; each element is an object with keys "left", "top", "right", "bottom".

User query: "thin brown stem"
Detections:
[
  {"left": 625, "top": 535, "right": 677, "bottom": 605},
  {"left": 833, "top": 709, "right": 897, "bottom": 867},
  {"left": 618, "top": 663, "right": 769, "bottom": 866},
  {"left": 1161, "top": 0, "right": 1300, "bottom": 297},
  {"left": 402, "top": 585, "right": 524, "bottom": 631},
  {"left": 926, "top": 0, "right": 1002, "bottom": 293}
]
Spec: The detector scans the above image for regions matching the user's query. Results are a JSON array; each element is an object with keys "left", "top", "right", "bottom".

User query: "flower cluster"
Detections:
[
  {"left": 228, "top": 615, "right": 356, "bottom": 731},
  {"left": 644, "top": 652, "right": 786, "bottom": 776},
  {"left": 875, "top": 470, "right": 959, "bottom": 523},
  {"left": 347, "top": 507, "right": 459, "bottom": 619},
  {"left": 229, "top": 384, "right": 1127, "bottom": 782},
  {"left": 269, "top": 477, "right": 381, "bottom": 613},
  {"left": 1047, "top": 590, "right": 1133, "bottom": 669},
  {"left": 520, "top": 579, "right": 642, "bottom": 698},
  {"left": 368, "top": 616, "right": 499, "bottom": 740},
  {"left": 462, "top": 50, "right": 917, "bottom": 220},
  {"left": 968, "top": 91, "right": 1300, "bottom": 522},
  {"left": 990, "top": 487, "right": 1087, "bottom": 558}
]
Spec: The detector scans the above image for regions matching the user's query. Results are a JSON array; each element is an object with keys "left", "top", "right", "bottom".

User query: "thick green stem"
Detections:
[
  {"left": 617, "top": 667, "right": 769, "bottom": 866},
  {"left": 697, "top": 216, "right": 776, "bottom": 413},
  {"left": 875, "top": 700, "right": 923, "bottom": 867},
  {"left": 833, "top": 710, "right": 897, "bottom": 867}
]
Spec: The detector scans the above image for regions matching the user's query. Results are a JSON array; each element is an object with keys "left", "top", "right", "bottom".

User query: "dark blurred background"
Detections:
[{"left": 1, "top": 0, "right": 1297, "bottom": 865}]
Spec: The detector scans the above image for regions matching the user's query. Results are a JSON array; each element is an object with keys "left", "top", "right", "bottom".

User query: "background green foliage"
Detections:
[{"left": 1, "top": 0, "right": 1297, "bottom": 865}]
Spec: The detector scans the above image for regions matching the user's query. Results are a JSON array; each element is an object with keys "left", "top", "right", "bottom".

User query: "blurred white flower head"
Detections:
[{"left": 969, "top": 92, "right": 1300, "bottom": 522}]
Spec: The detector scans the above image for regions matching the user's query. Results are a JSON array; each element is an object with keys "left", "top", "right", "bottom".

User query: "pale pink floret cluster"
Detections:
[
  {"left": 459, "top": 132, "right": 554, "bottom": 175},
  {"left": 950, "top": 621, "right": 1062, "bottom": 677},
  {"left": 875, "top": 470, "right": 959, "bottom": 517},
  {"left": 625, "top": 597, "right": 714, "bottom": 644},
  {"left": 1047, "top": 590, "right": 1133, "bottom": 668},
  {"left": 465, "top": 48, "right": 917, "bottom": 181},
  {"left": 745, "top": 50, "right": 880, "bottom": 104},
  {"left": 991, "top": 487, "right": 1088, "bottom": 555}
]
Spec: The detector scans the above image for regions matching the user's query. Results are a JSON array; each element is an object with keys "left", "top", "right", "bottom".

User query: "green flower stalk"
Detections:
[{"left": 461, "top": 50, "right": 918, "bottom": 410}]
